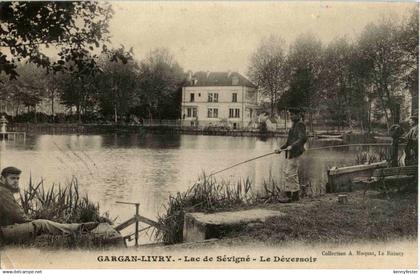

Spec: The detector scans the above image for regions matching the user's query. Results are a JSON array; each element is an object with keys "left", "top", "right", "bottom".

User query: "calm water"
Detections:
[{"left": 0, "top": 133, "right": 390, "bottom": 241}]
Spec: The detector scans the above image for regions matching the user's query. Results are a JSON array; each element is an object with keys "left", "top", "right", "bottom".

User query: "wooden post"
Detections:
[{"left": 391, "top": 104, "right": 401, "bottom": 167}]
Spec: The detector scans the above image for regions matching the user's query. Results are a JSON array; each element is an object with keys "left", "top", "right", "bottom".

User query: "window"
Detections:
[
  {"left": 208, "top": 93, "right": 219, "bottom": 102},
  {"left": 232, "top": 93, "right": 237, "bottom": 102},
  {"left": 187, "top": 108, "right": 197, "bottom": 118},
  {"left": 190, "top": 93, "right": 195, "bottom": 102},
  {"left": 229, "top": 108, "right": 240, "bottom": 118},
  {"left": 208, "top": 108, "right": 218, "bottom": 118}
]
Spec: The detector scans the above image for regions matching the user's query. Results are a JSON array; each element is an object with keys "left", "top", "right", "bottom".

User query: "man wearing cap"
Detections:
[
  {"left": 402, "top": 112, "right": 418, "bottom": 166},
  {"left": 0, "top": 166, "right": 98, "bottom": 243},
  {"left": 274, "top": 108, "right": 307, "bottom": 202}
]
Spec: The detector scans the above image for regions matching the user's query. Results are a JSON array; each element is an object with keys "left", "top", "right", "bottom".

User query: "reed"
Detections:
[
  {"left": 354, "top": 149, "right": 390, "bottom": 165},
  {"left": 155, "top": 174, "right": 255, "bottom": 244},
  {"left": 19, "top": 176, "right": 110, "bottom": 224}
]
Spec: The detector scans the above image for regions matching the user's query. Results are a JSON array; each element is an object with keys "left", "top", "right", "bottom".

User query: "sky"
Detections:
[{"left": 108, "top": 1, "right": 417, "bottom": 75}]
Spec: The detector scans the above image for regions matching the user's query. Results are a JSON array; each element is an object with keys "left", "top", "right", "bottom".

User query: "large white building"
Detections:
[{"left": 181, "top": 71, "right": 258, "bottom": 129}]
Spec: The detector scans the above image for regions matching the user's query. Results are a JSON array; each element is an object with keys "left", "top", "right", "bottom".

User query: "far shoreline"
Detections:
[{"left": 7, "top": 122, "right": 391, "bottom": 141}]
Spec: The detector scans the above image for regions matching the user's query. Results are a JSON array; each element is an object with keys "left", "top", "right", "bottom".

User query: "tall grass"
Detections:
[
  {"left": 354, "top": 149, "right": 390, "bottom": 165},
  {"left": 155, "top": 174, "right": 255, "bottom": 244},
  {"left": 20, "top": 176, "right": 111, "bottom": 224}
]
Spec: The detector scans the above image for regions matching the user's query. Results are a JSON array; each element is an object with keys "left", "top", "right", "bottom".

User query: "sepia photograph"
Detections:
[{"left": 0, "top": 0, "right": 418, "bottom": 270}]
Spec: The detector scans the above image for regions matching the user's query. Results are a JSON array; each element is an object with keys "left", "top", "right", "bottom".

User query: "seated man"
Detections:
[{"left": 0, "top": 167, "right": 100, "bottom": 244}]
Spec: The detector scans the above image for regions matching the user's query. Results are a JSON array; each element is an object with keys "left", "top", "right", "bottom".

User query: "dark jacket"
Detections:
[
  {"left": 0, "top": 184, "right": 31, "bottom": 227},
  {"left": 281, "top": 121, "right": 307, "bottom": 159},
  {"left": 403, "top": 125, "right": 418, "bottom": 166}
]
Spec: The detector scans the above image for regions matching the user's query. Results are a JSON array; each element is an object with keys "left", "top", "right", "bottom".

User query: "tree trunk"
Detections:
[
  {"left": 114, "top": 104, "right": 118, "bottom": 123},
  {"left": 34, "top": 105, "right": 37, "bottom": 123},
  {"left": 51, "top": 88, "right": 55, "bottom": 120},
  {"left": 148, "top": 105, "right": 153, "bottom": 125},
  {"left": 270, "top": 93, "right": 275, "bottom": 117},
  {"left": 368, "top": 99, "right": 372, "bottom": 134},
  {"left": 377, "top": 86, "right": 390, "bottom": 130},
  {"left": 77, "top": 104, "right": 81, "bottom": 124}
]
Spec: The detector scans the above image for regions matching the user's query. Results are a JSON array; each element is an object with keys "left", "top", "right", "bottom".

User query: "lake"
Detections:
[{"left": 0, "top": 133, "right": 391, "bottom": 242}]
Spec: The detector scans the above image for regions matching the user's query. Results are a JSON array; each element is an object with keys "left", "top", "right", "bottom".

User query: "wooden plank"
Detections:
[
  {"left": 373, "top": 165, "right": 418, "bottom": 177},
  {"left": 115, "top": 217, "right": 137, "bottom": 232},
  {"left": 137, "top": 215, "right": 161, "bottom": 230},
  {"left": 351, "top": 176, "right": 372, "bottom": 184},
  {"left": 379, "top": 175, "right": 416, "bottom": 183},
  {"left": 328, "top": 161, "right": 387, "bottom": 176},
  {"left": 114, "top": 215, "right": 162, "bottom": 232}
]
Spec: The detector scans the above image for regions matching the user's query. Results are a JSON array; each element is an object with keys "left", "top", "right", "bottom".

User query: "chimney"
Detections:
[
  {"left": 187, "top": 70, "right": 192, "bottom": 82},
  {"left": 232, "top": 73, "right": 239, "bottom": 85},
  {"left": 206, "top": 71, "right": 211, "bottom": 78},
  {"left": 227, "top": 70, "right": 232, "bottom": 78}
]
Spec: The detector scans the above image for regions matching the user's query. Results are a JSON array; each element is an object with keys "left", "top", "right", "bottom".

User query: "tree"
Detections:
[
  {"left": 319, "top": 38, "right": 352, "bottom": 129},
  {"left": 319, "top": 38, "right": 368, "bottom": 131},
  {"left": 283, "top": 34, "right": 323, "bottom": 110},
  {"left": 57, "top": 69, "right": 98, "bottom": 122},
  {"left": 358, "top": 20, "right": 404, "bottom": 128},
  {"left": 0, "top": 63, "right": 47, "bottom": 118},
  {"left": 95, "top": 48, "right": 138, "bottom": 122},
  {"left": 399, "top": 8, "right": 419, "bottom": 113},
  {"left": 248, "top": 35, "right": 287, "bottom": 117},
  {"left": 279, "top": 34, "right": 322, "bottom": 131},
  {"left": 0, "top": 2, "right": 113, "bottom": 80},
  {"left": 137, "top": 48, "right": 185, "bottom": 120}
]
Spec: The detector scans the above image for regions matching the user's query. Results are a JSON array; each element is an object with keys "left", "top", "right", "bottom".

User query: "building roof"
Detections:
[{"left": 185, "top": 71, "right": 256, "bottom": 88}]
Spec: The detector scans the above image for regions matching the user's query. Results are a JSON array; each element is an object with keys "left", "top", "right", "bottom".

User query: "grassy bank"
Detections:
[
  {"left": 156, "top": 166, "right": 417, "bottom": 245},
  {"left": 231, "top": 190, "right": 417, "bottom": 244}
]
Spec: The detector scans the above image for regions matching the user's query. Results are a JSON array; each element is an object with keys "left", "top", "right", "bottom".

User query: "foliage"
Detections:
[
  {"left": 281, "top": 33, "right": 323, "bottom": 110},
  {"left": 94, "top": 48, "right": 137, "bottom": 122},
  {"left": 248, "top": 35, "right": 287, "bottom": 116},
  {"left": 137, "top": 48, "right": 185, "bottom": 120},
  {"left": 0, "top": 2, "right": 114, "bottom": 79},
  {"left": 253, "top": 8, "right": 418, "bottom": 131},
  {"left": 358, "top": 20, "right": 403, "bottom": 128}
]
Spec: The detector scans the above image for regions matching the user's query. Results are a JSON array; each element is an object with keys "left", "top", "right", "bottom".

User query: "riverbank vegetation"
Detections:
[
  {"left": 20, "top": 176, "right": 111, "bottom": 224},
  {"left": 155, "top": 174, "right": 255, "bottom": 244}
]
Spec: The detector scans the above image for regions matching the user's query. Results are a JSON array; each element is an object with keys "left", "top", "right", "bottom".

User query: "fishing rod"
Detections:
[
  {"left": 207, "top": 142, "right": 393, "bottom": 177},
  {"left": 207, "top": 151, "right": 280, "bottom": 177}
]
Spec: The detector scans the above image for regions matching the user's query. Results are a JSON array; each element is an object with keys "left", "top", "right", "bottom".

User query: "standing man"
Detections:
[
  {"left": 0, "top": 166, "right": 100, "bottom": 244},
  {"left": 402, "top": 112, "right": 418, "bottom": 166},
  {"left": 275, "top": 108, "right": 307, "bottom": 202}
]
